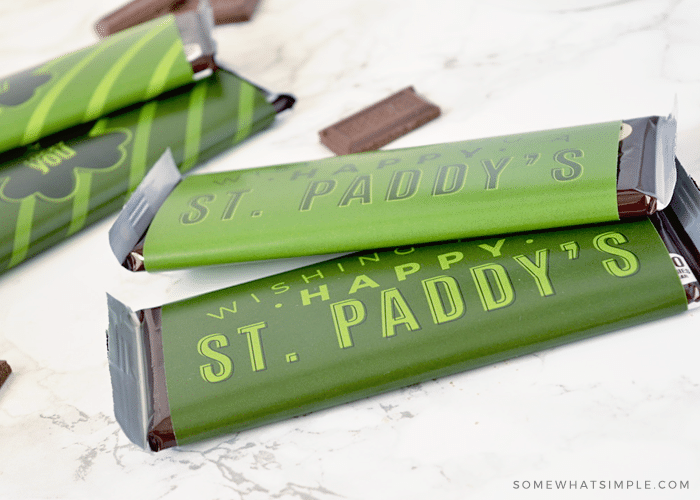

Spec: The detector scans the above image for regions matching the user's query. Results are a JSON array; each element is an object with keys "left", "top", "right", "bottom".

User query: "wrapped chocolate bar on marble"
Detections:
[
  {"left": 106, "top": 158, "right": 698, "bottom": 451},
  {"left": 110, "top": 115, "right": 676, "bottom": 272},
  {"left": 0, "top": 1, "right": 216, "bottom": 155},
  {"left": 0, "top": 68, "right": 294, "bottom": 273}
]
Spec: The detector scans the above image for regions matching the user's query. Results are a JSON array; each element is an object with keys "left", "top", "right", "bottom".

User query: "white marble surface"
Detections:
[{"left": 1, "top": 0, "right": 700, "bottom": 498}]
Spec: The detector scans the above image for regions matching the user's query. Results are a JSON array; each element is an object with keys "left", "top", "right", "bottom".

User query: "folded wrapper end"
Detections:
[
  {"left": 667, "top": 159, "right": 700, "bottom": 276},
  {"left": 176, "top": 0, "right": 217, "bottom": 77},
  {"left": 106, "top": 294, "right": 152, "bottom": 450},
  {"left": 108, "top": 149, "right": 182, "bottom": 267},
  {"left": 213, "top": 60, "right": 297, "bottom": 115},
  {"left": 654, "top": 112, "right": 678, "bottom": 210}
]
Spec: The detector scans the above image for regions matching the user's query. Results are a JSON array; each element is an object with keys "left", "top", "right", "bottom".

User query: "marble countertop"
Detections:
[{"left": 1, "top": 0, "right": 699, "bottom": 499}]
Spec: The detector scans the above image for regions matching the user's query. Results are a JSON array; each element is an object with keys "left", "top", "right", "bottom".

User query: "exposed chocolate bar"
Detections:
[
  {"left": 95, "top": 0, "right": 261, "bottom": 37},
  {"left": 319, "top": 87, "right": 441, "bottom": 155},
  {"left": 0, "top": 361, "right": 11, "bottom": 389}
]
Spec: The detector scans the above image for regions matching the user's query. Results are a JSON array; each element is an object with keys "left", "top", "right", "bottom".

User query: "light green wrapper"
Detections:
[
  {"left": 142, "top": 120, "right": 622, "bottom": 270},
  {"left": 0, "top": 15, "right": 194, "bottom": 153}
]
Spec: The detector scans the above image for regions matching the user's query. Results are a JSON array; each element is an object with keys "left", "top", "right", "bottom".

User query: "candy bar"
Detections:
[
  {"left": 0, "top": 69, "right": 293, "bottom": 273},
  {"left": 95, "top": 0, "right": 261, "bottom": 37},
  {"left": 106, "top": 158, "right": 699, "bottom": 450},
  {"left": 110, "top": 115, "right": 676, "bottom": 271},
  {"left": 319, "top": 87, "right": 441, "bottom": 155},
  {"left": 0, "top": 5, "right": 216, "bottom": 156}
]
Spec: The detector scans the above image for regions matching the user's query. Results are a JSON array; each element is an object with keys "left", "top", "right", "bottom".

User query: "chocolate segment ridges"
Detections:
[
  {"left": 319, "top": 87, "right": 441, "bottom": 155},
  {"left": 95, "top": 0, "right": 262, "bottom": 36}
]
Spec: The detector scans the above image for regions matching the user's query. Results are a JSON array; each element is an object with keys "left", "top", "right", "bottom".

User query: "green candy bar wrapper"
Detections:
[
  {"left": 113, "top": 115, "right": 677, "bottom": 271},
  {"left": 0, "top": 69, "right": 289, "bottom": 273},
  {"left": 0, "top": 9, "right": 216, "bottom": 154},
  {"left": 106, "top": 160, "right": 700, "bottom": 450}
]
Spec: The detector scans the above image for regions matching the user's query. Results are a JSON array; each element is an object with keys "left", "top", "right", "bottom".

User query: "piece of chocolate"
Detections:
[
  {"left": 319, "top": 87, "right": 441, "bottom": 155},
  {"left": 0, "top": 361, "right": 11, "bottom": 389},
  {"left": 95, "top": 0, "right": 261, "bottom": 37}
]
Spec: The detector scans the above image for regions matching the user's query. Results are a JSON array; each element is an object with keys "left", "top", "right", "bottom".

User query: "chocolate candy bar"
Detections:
[
  {"left": 95, "top": 0, "right": 261, "bottom": 37},
  {"left": 106, "top": 159, "right": 699, "bottom": 451},
  {"left": 0, "top": 361, "right": 11, "bottom": 389},
  {"left": 0, "top": 5, "right": 215, "bottom": 156},
  {"left": 0, "top": 69, "right": 293, "bottom": 274},
  {"left": 319, "top": 87, "right": 441, "bottom": 155},
  {"left": 110, "top": 115, "right": 676, "bottom": 271}
]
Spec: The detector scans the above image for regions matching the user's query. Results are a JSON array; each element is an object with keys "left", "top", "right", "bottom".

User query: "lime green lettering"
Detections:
[
  {"left": 478, "top": 239, "right": 506, "bottom": 257},
  {"left": 513, "top": 249, "right": 555, "bottom": 297},
  {"left": 25, "top": 157, "right": 49, "bottom": 174},
  {"left": 301, "top": 269, "right": 324, "bottom": 283},
  {"left": 395, "top": 262, "right": 421, "bottom": 281},
  {"left": 24, "top": 142, "right": 76, "bottom": 174},
  {"left": 301, "top": 284, "right": 330, "bottom": 305},
  {"left": 438, "top": 251, "right": 463, "bottom": 270},
  {"left": 381, "top": 288, "right": 421, "bottom": 338},
  {"left": 206, "top": 300, "right": 237, "bottom": 319},
  {"left": 470, "top": 263, "right": 515, "bottom": 311},
  {"left": 394, "top": 247, "right": 416, "bottom": 255},
  {"left": 560, "top": 241, "right": 580, "bottom": 260},
  {"left": 422, "top": 276, "right": 466, "bottom": 324},
  {"left": 271, "top": 282, "right": 290, "bottom": 294},
  {"left": 349, "top": 274, "right": 380, "bottom": 294},
  {"left": 198, "top": 333, "right": 233, "bottom": 383},
  {"left": 358, "top": 252, "right": 380, "bottom": 266},
  {"left": 238, "top": 322, "right": 267, "bottom": 372},
  {"left": 330, "top": 299, "right": 366, "bottom": 348},
  {"left": 593, "top": 231, "right": 639, "bottom": 277}
]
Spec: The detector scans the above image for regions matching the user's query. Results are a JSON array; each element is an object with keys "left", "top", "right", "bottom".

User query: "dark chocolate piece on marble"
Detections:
[
  {"left": 95, "top": 0, "right": 262, "bottom": 37},
  {"left": 0, "top": 360, "right": 11, "bottom": 389},
  {"left": 319, "top": 87, "right": 441, "bottom": 155}
]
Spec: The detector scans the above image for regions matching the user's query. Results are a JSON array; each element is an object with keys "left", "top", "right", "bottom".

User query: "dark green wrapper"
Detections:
[
  {"left": 106, "top": 160, "right": 699, "bottom": 450},
  {"left": 0, "top": 69, "right": 289, "bottom": 273}
]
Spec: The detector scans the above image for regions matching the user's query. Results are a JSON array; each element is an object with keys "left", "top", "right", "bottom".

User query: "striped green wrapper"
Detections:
[
  {"left": 0, "top": 16, "right": 194, "bottom": 154},
  {"left": 0, "top": 69, "right": 277, "bottom": 273}
]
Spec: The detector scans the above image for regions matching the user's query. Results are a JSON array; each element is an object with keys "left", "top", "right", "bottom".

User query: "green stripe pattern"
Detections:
[
  {"left": 1, "top": 15, "right": 192, "bottom": 154},
  {"left": 0, "top": 70, "right": 277, "bottom": 272}
]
